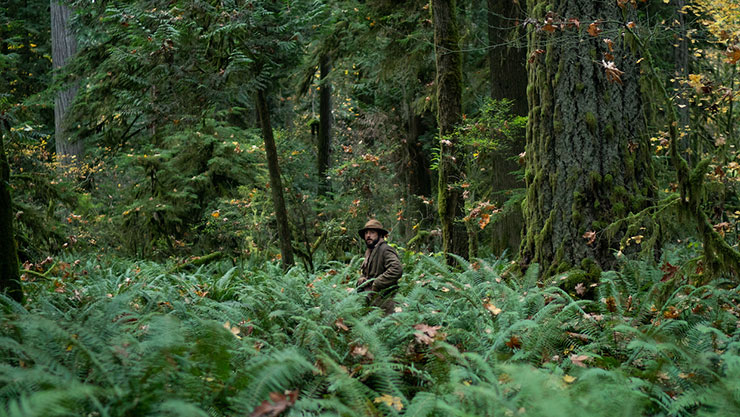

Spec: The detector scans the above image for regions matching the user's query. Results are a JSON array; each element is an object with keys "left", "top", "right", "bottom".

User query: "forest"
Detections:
[{"left": 1, "top": 0, "right": 739, "bottom": 415}]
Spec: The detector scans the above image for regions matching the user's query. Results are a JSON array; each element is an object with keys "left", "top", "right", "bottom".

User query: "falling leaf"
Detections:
[
  {"left": 563, "top": 374, "right": 577, "bottom": 384},
  {"left": 583, "top": 231, "right": 596, "bottom": 245},
  {"left": 602, "top": 60, "right": 625, "bottom": 84},
  {"left": 567, "top": 18, "right": 580, "bottom": 29},
  {"left": 250, "top": 390, "right": 298, "bottom": 417},
  {"left": 603, "top": 38, "right": 614, "bottom": 52},
  {"left": 587, "top": 21, "right": 602, "bottom": 37},
  {"left": 374, "top": 394, "right": 404, "bottom": 411},
  {"left": 542, "top": 18, "right": 557, "bottom": 33},
  {"left": 627, "top": 21, "right": 637, "bottom": 29},
  {"left": 528, "top": 49, "right": 545, "bottom": 63},
  {"left": 479, "top": 213, "right": 491, "bottom": 229}
]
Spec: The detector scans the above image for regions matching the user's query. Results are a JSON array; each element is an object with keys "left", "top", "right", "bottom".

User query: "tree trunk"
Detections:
[
  {"left": 256, "top": 89, "right": 295, "bottom": 269},
  {"left": 487, "top": 0, "right": 527, "bottom": 256},
  {"left": 433, "top": 0, "right": 468, "bottom": 262},
  {"left": 318, "top": 54, "right": 332, "bottom": 196},
  {"left": 401, "top": 108, "right": 434, "bottom": 244},
  {"left": 521, "top": 0, "right": 655, "bottom": 278},
  {"left": 0, "top": 119, "right": 22, "bottom": 302},
  {"left": 488, "top": 0, "right": 528, "bottom": 116},
  {"left": 674, "top": 0, "right": 690, "bottom": 161},
  {"left": 51, "top": 0, "right": 82, "bottom": 163}
]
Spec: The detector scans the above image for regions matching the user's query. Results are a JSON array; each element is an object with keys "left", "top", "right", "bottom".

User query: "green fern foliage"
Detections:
[{"left": 3, "top": 252, "right": 739, "bottom": 416}]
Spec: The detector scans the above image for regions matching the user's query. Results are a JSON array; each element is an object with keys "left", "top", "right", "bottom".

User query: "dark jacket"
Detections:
[{"left": 358, "top": 241, "right": 402, "bottom": 314}]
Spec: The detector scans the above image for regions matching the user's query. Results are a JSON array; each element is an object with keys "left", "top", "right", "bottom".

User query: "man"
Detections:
[{"left": 356, "top": 219, "right": 403, "bottom": 314}]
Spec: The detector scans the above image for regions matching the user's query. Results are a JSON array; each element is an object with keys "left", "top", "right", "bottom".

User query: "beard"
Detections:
[{"left": 365, "top": 236, "right": 380, "bottom": 249}]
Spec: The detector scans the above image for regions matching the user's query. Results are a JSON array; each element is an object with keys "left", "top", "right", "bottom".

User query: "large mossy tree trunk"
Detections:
[
  {"left": 433, "top": 0, "right": 468, "bottom": 262},
  {"left": 256, "top": 89, "right": 295, "bottom": 270},
  {"left": 51, "top": 0, "right": 82, "bottom": 164},
  {"left": 487, "top": 0, "right": 527, "bottom": 256},
  {"left": 317, "top": 54, "right": 332, "bottom": 197},
  {"left": 521, "top": 0, "right": 654, "bottom": 277},
  {"left": 0, "top": 120, "right": 22, "bottom": 302}
]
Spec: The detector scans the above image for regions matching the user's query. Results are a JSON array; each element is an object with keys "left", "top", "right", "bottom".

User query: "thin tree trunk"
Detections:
[
  {"left": 0, "top": 119, "right": 22, "bottom": 302},
  {"left": 401, "top": 108, "right": 434, "bottom": 243},
  {"left": 487, "top": 0, "right": 527, "bottom": 256},
  {"left": 674, "top": 0, "right": 690, "bottom": 162},
  {"left": 318, "top": 54, "right": 332, "bottom": 196},
  {"left": 433, "top": 0, "right": 468, "bottom": 263},
  {"left": 51, "top": 0, "right": 82, "bottom": 164},
  {"left": 256, "top": 89, "right": 295, "bottom": 269},
  {"left": 521, "top": 0, "right": 655, "bottom": 278}
]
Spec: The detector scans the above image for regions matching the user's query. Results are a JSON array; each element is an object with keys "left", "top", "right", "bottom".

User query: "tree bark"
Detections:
[
  {"left": 487, "top": 0, "right": 527, "bottom": 256},
  {"left": 401, "top": 109, "right": 434, "bottom": 243},
  {"left": 488, "top": 0, "right": 528, "bottom": 116},
  {"left": 521, "top": 0, "right": 655, "bottom": 277},
  {"left": 51, "top": 0, "right": 82, "bottom": 163},
  {"left": 433, "top": 0, "right": 468, "bottom": 262},
  {"left": 674, "top": 0, "right": 690, "bottom": 161},
  {"left": 0, "top": 119, "right": 22, "bottom": 302},
  {"left": 317, "top": 54, "right": 332, "bottom": 196},
  {"left": 256, "top": 89, "right": 295, "bottom": 269}
]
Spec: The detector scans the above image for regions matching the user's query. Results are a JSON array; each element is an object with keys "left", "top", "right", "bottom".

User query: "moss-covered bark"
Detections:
[
  {"left": 0, "top": 120, "right": 22, "bottom": 302},
  {"left": 256, "top": 89, "right": 295, "bottom": 270},
  {"left": 433, "top": 0, "right": 468, "bottom": 262},
  {"left": 317, "top": 54, "right": 332, "bottom": 197},
  {"left": 521, "top": 0, "right": 655, "bottom": 277}
]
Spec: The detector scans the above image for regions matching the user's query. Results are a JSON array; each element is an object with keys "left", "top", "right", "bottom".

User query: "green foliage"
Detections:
[{"left": 3, "top": 251, "right": 739, "bottom": 416}]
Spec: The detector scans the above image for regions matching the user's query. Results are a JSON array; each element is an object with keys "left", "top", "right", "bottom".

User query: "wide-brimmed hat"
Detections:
[{"left": 358, "top": 219, "right": 389, "bottom": 238}]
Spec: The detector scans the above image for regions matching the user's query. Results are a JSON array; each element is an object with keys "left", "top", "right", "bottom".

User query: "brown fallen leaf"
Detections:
[
  {"left": 250, "top": 390, "right": 298, "bottom": 417},
  {"left": 335, "top": 317, "right": 349, "bottom": 331},
  {"left": 414, "top": 323, "right": 443, "bottom": 345},
  {"left": 569, "top": 353, "right": 592, "bottom": 367}
]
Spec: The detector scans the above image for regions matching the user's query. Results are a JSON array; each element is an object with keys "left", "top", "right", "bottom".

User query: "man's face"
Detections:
[{"left": 364, "top": 229, "right": 380, "bottom": 248}]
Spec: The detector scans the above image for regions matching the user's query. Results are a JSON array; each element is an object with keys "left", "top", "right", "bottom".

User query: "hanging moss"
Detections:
[
  {"left": 589, "top": 171, "right": 602, "bottom": 188},
  {"left": 584, "top": 112, "right": 597, "bottom": 133},
  {"left": 613, "top": 202, "right": 626, "bottom": 217}
]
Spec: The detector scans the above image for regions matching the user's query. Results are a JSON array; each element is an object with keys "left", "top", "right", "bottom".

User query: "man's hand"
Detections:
[{"left": 357, "top": 276, "right": 370, "bottom": 291}]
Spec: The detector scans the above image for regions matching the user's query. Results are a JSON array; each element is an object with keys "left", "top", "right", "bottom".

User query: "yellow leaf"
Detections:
[
  {"left": 211, "top": 211, "right": 220, "bottom": 218},
  {"left": 374, "top": 394, "right": 403, "bottom": 411},
  {"left": 563, "top": 375, "right": 577, "bottom": 384}
]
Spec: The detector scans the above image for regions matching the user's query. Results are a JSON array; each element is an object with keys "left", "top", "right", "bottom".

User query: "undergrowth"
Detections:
[{"left": 1, "top": 251, "right": 739, "bottom": 416}]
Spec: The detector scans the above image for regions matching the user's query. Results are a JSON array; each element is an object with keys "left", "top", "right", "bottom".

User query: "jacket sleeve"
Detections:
[{"left": 371, "top": 246, "right": 402, "bottom": 292}]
